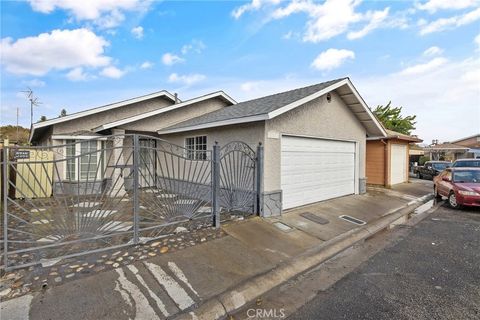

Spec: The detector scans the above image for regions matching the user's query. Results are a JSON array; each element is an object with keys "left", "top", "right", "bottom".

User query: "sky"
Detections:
[{"left": 0, "top": 0, "right": 479, "bottom": 144}]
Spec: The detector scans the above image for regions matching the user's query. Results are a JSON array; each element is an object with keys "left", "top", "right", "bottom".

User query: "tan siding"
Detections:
[{"left": 366, "top": 140, "right": 385, "bottom": 185}]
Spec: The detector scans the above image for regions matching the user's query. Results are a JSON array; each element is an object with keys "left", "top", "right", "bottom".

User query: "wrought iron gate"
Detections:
[{"left": 1, "top": 135, "right": 262, "bottom": 270}]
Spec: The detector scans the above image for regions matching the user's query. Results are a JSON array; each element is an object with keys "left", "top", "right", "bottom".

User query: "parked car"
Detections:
[
  {"left": 434, "top": 168, "right": 480, "bottom": 208},
  {"left": 452, "top": 158, "right": 480, "bottom": 168},
  {"left": 415, "top": 161, "right": 450, "bottom": 180}
]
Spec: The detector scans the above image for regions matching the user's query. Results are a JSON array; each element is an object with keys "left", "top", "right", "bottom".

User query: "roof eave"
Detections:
[{"left": 94, "top": 91, "right": 236, "bottom": 133}]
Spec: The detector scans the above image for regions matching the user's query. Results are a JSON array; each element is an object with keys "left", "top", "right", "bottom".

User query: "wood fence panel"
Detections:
[{"left": 15, "top": 150, "right": 54, "bottom": 198}]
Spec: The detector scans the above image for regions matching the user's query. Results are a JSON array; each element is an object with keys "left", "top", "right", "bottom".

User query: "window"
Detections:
[
  {"left": 185, "top": 136, "right": 207, "bottom": 160},
  {"left": 64, "top": 140, "right": 102, "bottom": 181}
]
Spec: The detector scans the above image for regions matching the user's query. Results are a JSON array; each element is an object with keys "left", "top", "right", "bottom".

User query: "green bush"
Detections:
[{"left": 419, "top": 156, "right": 430, "bottom": 165}]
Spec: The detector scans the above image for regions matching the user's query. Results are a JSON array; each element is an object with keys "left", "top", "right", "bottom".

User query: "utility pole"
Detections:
[{"left": 16, "top": 107, "right": 19, "bottom": 142}]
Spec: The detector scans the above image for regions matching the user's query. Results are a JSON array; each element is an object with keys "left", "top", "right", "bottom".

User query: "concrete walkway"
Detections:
[{"left": 0, "top": 181, "right": 432, "bottom": 320}]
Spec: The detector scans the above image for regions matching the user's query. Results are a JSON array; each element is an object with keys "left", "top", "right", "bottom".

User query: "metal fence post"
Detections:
[
  {"left": 3, "top": 147, "right": 9, "bottom": 269},
  {"left": 132, "top": 134, "right": 140, "bottom": 244},
  {"left": 256, "top": 142, "right": 264, "bottom": 216},
  {"left": 212, "top": 142, "right": 220, "bottom": 228}
]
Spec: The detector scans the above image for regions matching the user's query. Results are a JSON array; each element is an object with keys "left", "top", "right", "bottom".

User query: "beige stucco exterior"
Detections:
[
  {"left": 263, "top": 91, "right": 366, "bottom": 192},
  {"left": 158, "top": 122, "right": 265, "bottom": 151},
  {"left": 52, "top": 96, "right": 174, "bottom": 136},
  {"left": 121, "top": 98, "right": 230, "bottom": 132},
  {"left": 159, "top": 91, "right": 367, "bottom": 196}
]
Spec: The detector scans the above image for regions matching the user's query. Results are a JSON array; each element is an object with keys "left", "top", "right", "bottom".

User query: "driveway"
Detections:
[{"left": 288, "top": 204, "right": 480, "bottom": 320}]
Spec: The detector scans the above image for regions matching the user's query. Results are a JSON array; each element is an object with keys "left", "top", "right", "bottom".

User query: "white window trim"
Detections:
[
  {"left": 184, "top": 135, "right": 207, "bottom": 160},
  {"left": 63, "top": 140, "right": 103, "bottom": 181}
]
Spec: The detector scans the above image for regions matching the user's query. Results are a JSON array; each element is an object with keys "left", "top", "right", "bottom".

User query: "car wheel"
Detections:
[
  {"left": 448, "top": 192, "right": 460, "bottom": 209},
  {"left": 434, "top": 187, "right": 441, "bottom": 199}
]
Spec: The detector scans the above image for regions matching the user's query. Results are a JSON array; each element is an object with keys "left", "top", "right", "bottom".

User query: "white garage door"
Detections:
[
  {"left": 281, "top": 136, "right": 356, "bottom": 210},
  {"left": 390, "top": 144, "right": 407, "bottom": 185}
]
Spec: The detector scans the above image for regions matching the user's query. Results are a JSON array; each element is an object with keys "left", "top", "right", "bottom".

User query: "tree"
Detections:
[
  {"left": 59, "top": 109, "right": 67, "bottom": 117},
  {"left": 39, "top": 115, "right": 47, "bottom": 122},
  {"left": 373, "top": 102, "right": 416, "bottom": 135},
  {"left": 0, "top": 125, "right": 30, "bottom": 145}
]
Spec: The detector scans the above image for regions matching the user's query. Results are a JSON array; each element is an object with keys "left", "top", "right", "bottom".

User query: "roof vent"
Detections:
[{"left": 174, "top": 93, "right": 179, "bottom": 104}]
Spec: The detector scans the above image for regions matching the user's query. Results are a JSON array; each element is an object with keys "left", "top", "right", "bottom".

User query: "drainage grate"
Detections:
[
  {"left": 300, "top": 212, "right": 329, "bottom": 225},
  {"left": 339, "top": 215, "right": 366, "bottom": 225},
  {"left": 273, "top": 221, "right": 293, "bottom": 232}
]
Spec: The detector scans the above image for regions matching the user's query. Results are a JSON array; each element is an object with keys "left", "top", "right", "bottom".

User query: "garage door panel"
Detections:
[
  {"left": 390, "top": 144, "right": 407, "bottom": 185},
  {"left": 281, "top": 136, "right": 356, "bottom": 210}
]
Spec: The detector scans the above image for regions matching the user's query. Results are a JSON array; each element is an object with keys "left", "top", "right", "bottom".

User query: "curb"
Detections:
[{"left": 175, "top": 193, "right": 435, "bottom": 320}]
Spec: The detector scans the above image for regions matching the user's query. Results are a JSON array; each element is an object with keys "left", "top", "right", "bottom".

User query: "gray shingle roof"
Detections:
[{"left": 160, "top": 78, "right": 347, "bottom": 131}]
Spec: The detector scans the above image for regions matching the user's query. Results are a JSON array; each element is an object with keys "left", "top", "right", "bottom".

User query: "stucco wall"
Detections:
[
  {"left": 52, "top": 96, "right": 173, "bottom": 134},
  {"left": 121, "top": 98, "right": 230, "bottom": 132},
  {"left": 263, "top": 91, "right": 366, "bottom": 192},
  {"left": 158, "top": 121, "right": 265, "bottom": 151}
]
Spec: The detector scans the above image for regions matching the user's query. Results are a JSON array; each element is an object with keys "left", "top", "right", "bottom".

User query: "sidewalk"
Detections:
[{"left": 1, "top": 181, "right": 433, "bottom": 320}]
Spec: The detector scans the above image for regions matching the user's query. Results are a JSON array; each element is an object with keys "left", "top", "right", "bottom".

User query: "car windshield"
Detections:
[
  {"left": 432, "top": 163, "right": 448, "bottom": 170},
  {"left": 453, "top": 170, "right": 480, "bottom": 183},
  {"left": 453, "top": 160, "right": 480, "bottom": 168}
]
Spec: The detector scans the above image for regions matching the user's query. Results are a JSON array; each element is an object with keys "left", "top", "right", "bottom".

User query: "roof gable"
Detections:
[
  {"left": 157, "top": 78, "right": 387, "bottom": 137},
  {"left": 93, "top": 91, "right": 236, "bottom": 132},
  {"left": 30, "top": 90, "right": 177, "bottom": 143}
]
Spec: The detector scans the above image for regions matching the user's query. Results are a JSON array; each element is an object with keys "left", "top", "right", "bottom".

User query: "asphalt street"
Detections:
[{"left": 288, "top": 204, "right": 480, "bottom": 320}]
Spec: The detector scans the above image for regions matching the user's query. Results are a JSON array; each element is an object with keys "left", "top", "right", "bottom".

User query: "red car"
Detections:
[{"left": 434, "top": 168, "right": 480, "bottom": 209}]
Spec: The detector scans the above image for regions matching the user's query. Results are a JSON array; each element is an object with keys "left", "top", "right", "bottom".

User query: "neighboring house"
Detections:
[
  {"left": 366, "top": 130, "right": 422, "bottom": 187},
  {"left": 424, "top": 142, "right": 470, "bottom": 161},
  {"left": 30, "top": 77, "right": 386, "bottom": 216},
  {"left": 409, "top": 144, "right": 425, "bottom": 166},
  {"left": 452, "top": 133, "right": 480, "bottom": 158}
]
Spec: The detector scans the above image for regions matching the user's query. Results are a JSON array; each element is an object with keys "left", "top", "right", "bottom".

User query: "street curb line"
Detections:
[{"left": 175, "top": 193, "right": 435, "bottom": 320}]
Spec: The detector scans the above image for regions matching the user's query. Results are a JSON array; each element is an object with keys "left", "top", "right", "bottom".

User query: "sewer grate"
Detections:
[
  {"left": 273, "top": 221, "right": 293, "bottom": 232},
  {"left": 339, "top": 215, "right": 366, "bottom": 225},
  {"left": 300, "top": 212, "right": 329, "bottom": 225}
]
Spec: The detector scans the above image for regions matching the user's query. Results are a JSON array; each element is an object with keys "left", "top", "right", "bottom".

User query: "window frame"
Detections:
[
  {"left": 63, "top": 139, "right": 104, "bottom": 181},
  {"left": 184, "top": 135, "right": 207, "bottom": 160}
]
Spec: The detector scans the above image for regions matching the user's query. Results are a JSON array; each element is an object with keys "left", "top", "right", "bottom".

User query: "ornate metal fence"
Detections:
[{"left": 1, "top": 135, "right": 263, "bottom": 270}]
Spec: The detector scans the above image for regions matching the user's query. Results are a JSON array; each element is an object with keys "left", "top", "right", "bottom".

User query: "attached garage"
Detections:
[
  {"left": 158, "top": 78, "right": 388, "bottom": 216},
  {"left": 366, "top": 130, "right": 422, "bottom": 187},
  {"left": 281, "top": 136, "right": 356, "bottom": 209}
]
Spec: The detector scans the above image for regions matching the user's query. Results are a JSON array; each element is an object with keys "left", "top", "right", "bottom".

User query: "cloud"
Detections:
[
  {"left": 419, "top": 7, "right": 480, "bottom": 34},
  {"left": 423, "top": 46, "right": 444, "bottom": 56},
  {"left": 475, "top": 33, "right": 480, "bottom": 49},
  {"left": 311, "top": 48, "right": 355, "bottom": 71},
  {"left": 140, "top": 61, "right": 153, "bottom": 69},
  {"left": 357, "top": 56, "right": 480, "bottom": 143},
  {"left": 27, "top": 0, "right": 152, "bottom": 28},
  {"left": 0, "top": 28, "right": 111, "bottom": 76},
  {"left": 66, "top": 67, "right": 89, "bottom": 81},
  {"left": 231, "top": 0, "right": 281, "bottom": 19},
  {"left": 416, "top": 0, "right": 479, "bottom": 13},
  {"left": 100, "top": 66, "right": 126, "bottom": 79},
  {"left": 347, "top": 7, "right": 390, "bottom": 40},
  {"left": 131, "top": 26, "right": 144, "bottom": 39},
  {"left": 181, "top": 40, "right": 206, "bottom": 55},
  {"left": 240, "top": 81, "right": 265, "bottom": 92},
  {"left": 161, "top": 53, "right": 185, "bottom": 66},
  {"left": 270, "top": 0, "right": 392, "bottom": 42},
  {"left": 22, "top": 79, "right": 45, "bottom": 87},
  {"left": 168, "top": 73, "right": 206, "bottom": 86},
  {"left": 398, "top": 57, "right": 448, "bottom": 76}
]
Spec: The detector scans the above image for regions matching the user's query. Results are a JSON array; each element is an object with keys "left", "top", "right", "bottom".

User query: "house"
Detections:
[
  {"left": 30, "top": 77, "right": 386, "bottom": 216},
  {"left": 366, "top": 130, "right": 422, "bottom": 187},
  {"left": 424, "top": 142, "right": 470, "bottom": 161},
  {"left": 452, "top": 134, "right": 480, "bottom": 158}
]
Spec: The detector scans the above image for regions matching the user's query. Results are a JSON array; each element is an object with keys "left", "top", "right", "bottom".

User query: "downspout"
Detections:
[{"left": 380, "top": 139, "right": 388, "bottom": 187}]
